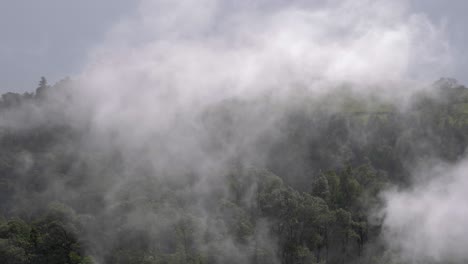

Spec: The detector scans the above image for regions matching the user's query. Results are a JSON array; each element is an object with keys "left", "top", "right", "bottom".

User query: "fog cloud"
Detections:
[
  {"left": 0, "top": 0, "right": 460, "bottom": 263},
  {"left": 382, "top": 159, "right": 468, "bottom": 263}
]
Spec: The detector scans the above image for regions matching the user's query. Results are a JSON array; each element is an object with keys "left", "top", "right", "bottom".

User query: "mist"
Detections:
[
  {"left": 382, "top": 159, "right": 468, "bottom": 263},
  {"left": 0, "top": 1, "right": 466, "bottom": 264}
]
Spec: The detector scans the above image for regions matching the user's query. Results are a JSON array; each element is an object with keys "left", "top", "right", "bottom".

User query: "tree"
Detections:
[
  {"left": 1, "top": 93, "right": 22, "bottom": 108},
  {"left": 312, "top": 173, "right": 330, "bottom": 202},
  {"left": 35, "top": 77, "right": 49, "bottom": 98}
]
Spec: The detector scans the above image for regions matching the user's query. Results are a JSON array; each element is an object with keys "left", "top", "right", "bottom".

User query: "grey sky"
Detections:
[
  {"left": 0, "top": 0, "right": 137, "bottom": 92},
  {"left": 410, "top": 0, "right": 468, "bottom": 85},
  {"left": 0, "top": 0, "right": 467, "bottom": 93}
]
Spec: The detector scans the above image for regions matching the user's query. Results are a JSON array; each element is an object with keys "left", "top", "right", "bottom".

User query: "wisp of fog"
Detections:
[{"left": 0, "top": 1, "right": 465, "bottom": 264}]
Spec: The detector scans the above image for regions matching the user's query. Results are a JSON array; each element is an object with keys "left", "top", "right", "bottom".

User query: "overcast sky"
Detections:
[{"left": 0, "top": 0, "right": 467, "bottom": 92}]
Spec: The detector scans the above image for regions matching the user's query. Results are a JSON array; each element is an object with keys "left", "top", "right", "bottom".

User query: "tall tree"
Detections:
[{"left": 35, "top": 76, "right": 49, "bottom": 98}]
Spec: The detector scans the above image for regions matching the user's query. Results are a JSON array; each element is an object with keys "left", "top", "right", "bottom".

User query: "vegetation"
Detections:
[{"left": 0, "top": 77, "right": 467, "bottom": 263}]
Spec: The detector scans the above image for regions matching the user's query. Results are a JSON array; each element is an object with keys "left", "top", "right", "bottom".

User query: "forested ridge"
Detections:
[{"left": 1, "top": 77, "right": 468, "bottom": 264}]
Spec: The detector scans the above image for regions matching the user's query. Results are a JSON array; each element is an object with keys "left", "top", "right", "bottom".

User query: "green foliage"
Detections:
[{"left": 1, "top": 79, "right": 468, "bottom": 263}]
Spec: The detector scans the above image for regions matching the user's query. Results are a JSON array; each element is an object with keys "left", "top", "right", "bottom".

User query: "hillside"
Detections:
[{"left": 1, "top": 79, "right": 468, "bottom": 264}]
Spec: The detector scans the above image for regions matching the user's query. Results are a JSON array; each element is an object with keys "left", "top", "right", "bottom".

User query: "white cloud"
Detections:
[{"left": 382, "top": 159, "right": 468, "bottom": 262}]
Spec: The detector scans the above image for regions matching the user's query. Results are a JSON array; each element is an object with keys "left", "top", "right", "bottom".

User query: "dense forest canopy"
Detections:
[
  {"left": 1, "top": 77, "right": 468, "bottom": 264},
  {"left": 3, "top": 0, "right": 468, "bottom": 263}
]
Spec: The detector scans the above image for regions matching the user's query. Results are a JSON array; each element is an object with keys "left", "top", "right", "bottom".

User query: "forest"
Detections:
[{"left": 0, "top": 77, "right": 467, "bottom": 264}]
